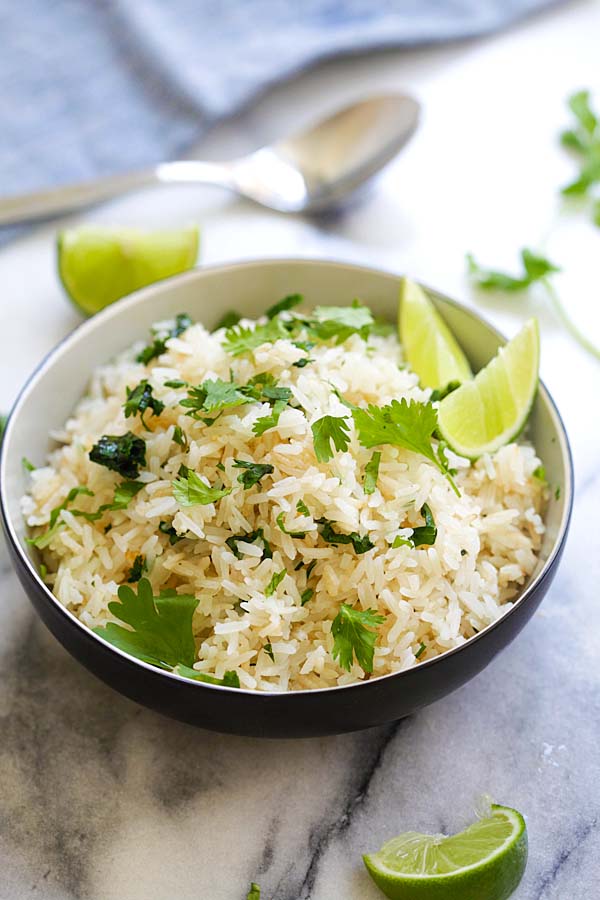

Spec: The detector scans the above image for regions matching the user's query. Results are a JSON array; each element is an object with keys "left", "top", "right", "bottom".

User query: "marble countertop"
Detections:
[{"left": 2, "top": 2, "right": 600, "bottom": 897}]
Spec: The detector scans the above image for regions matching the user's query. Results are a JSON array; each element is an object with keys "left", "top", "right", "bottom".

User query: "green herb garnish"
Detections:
[
  {"left": 247, "top": 884, "right": 261, "bottom": 900},
  {"left": 263, "top": 642, "right": 275, "bottom": 661},
  {"left": 265, "top": 569, "right": 286, "bottom": 597},
  {"left": 126, "top": 554, "right": 146, "bottom": 583},
  {"left": 137, "top": 313, "right": 192, "bottom": 364},
  {"left": 26, "top": 486, "right": 94, "bottom": 549},
  {"left": 172, "top": 466, "right": 231, "bottom": 506},
  {"left": 352, "top": 399, "right": 458, "bottom": 493},
  {"left": 411, "top": 503, "right": 437, "bottom": 546},
  {"left": 22, "top": 457, "right": 36, "bottom": 472},
  {"left": 363, "top": 451, "right": 381, "bottom": 494},
  {"left": 72, "top": 480, "right": 144, "bottom": 522},
  {"left": 123, "top": 380, "right": 165, "bottom": 427},
  {"left": 265, "top": 293, "right": 303, "bottom": 319},
  {"left": 292, "top": 357, "right": 313, "bottom": 368},
  {"left": 276, "top": 511, "right": 306, "bottom": 538},
  {"left": 533, "top": 465, "right": 547, "bottom": 483},
  {"left": 159, "top": 521, "right": 183, "bottom": 544},
  {"left": 226, "top": 528, "right": 272, "bottom": 560},
  {"left": 317, "top": 518, "right": 374, "bottom": 555},
  {"left": 172, "top": 425, "right": 188, "bottom": 449},
  {"left": 214, "top": 310, "right": 241, "bottom": 330},
  {"left": 222, "top": 317, "right": 289, "bottom": 357},
  {"left": 296, "top": 499, "right": 310, "bottom": 516},
  {"left": 560, "top": 90, "right": 600, "bottom": 204},
  {"left": 415, "top": 642, "right": 426, "bottom": 659},
  {"left": 173, "top": 664, "right": 240, "bottom": 687},
  {"left": 309, "top": 303, "right": 373, "bottom": 343},
  {"left": 89, "top": 432, "right": 146, "bottom": 479},
  {"left": 300, "top": 588, "right": 314, "bottom": 606},
  {"left": 181, "top": 378, "right": 251, "bottom": 418},
  {"left": 233, "top": 460, "right": 274, "bottom": 489},
  {"left": 331, "top": 603, "right": 385, "bottom": 673},
  {"left": 311, "top": 414, "right": 351, "bottom": 463},
  {"left": 252, "top": 399, "right": 287, "bottom": 436}
]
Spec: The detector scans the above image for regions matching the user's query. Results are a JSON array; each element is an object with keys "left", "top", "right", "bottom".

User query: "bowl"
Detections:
[{"left": 0, "top": 259, "right": 573, "bottom": 738}]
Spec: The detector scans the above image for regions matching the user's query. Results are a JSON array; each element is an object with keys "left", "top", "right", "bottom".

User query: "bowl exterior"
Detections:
[{"left": 0, "top": 259, "right": 573, "bottom": 737}]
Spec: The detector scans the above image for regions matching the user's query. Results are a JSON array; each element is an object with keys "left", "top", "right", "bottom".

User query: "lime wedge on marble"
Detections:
[
  {"left": 399, "top": 278, "right": 472, "bottom": 389},
  {"left": 58, "top": 225, "right": 199, "bottom": 316},
  {"left": 363, "top": 804, "right": 527, "bottom": 900},
  {"left": 437, "top": 319, "right": 539, "bottom": 459}
]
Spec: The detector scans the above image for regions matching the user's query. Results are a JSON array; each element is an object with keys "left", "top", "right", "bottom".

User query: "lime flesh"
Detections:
[
  {"left": 399, "top": 278, "right": 472, "bottom": 390},
  {"left": 363, "top": 804, "right": 528, "bottom": 900},
  {"left": 58, "top": 225, "right": 199, "bottom": 316},
  {"left": 437, "top": 318, "right": 539, "bottom": 459}
]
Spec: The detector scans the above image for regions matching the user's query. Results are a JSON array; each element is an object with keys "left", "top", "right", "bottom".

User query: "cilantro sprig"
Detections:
[
  {"left": 352, "top": 399, "right": 458, "bottom": 494},
  {"left": 331, "top": 603, "right": 385, "bottom": 673},
  {"left": 252, "top": 399, "right": 287, "bottom": 436},
  {"left": 137, "top": 313, "right": 192, "bottom": 365},
  {"left": 560, "top": 90, "right": 600, "bottom": 206},
  {"left": 311, "top": 415, "right": 351, "bottom": 463},
  {"left": 467, "top": 248, "right": 600, "bottom": 362},
  {"left": 173, "top": 466, "right": 232, "bottom": 506}
]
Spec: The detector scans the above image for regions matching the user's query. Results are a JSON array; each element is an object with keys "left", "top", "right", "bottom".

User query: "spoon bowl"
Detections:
[{"left": 0, "top": 94, "right": 420, "bottom": 224}]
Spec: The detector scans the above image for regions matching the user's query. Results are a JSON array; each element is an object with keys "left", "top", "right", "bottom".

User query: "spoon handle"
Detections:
[{"left": 0, "top": 160, "right": 234, "bottom": 226}]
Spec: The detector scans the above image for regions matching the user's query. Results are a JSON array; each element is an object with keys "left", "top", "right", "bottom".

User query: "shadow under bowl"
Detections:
[{"left": 0, "top": 259, "right": 573, "bottom": 738}]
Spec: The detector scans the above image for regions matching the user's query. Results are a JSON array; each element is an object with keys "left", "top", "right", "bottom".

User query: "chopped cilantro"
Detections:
[
  {"left": 39, "top": 563, "right": 48, "bottom": 580},
  {"left": 72, "top": 480, "right": 144, "bottom": 522},
  {"left": 306, "top": 560, "right": 317, "bottom": 579},
  {"left": 233, "top": 460, "right": 274, "bottom": 489},
  {"left": 294, "top": 559, "right": 305, "bottom": 571},
  {"left": 22, "top": 457, "right": 36, "bottom": 472},
  {"left": 93, "top": 578, "right": 198, "bottom": 669},
  {"left": 123, "top": 380, "right": 165, "bottom": 427},
  {"left": 311, "top": 414, "right": 351, "bottom": 463},
  {"left": 26, "top": 486, "right": 94, "bottom": 549},
  {"left": 247, "top": 884, "right": 261, "bottom": 900},
  {"left": 555, "top": 485, "right": 561, "bottom": 500},
  {"left": 415, "top": 642, "right": 426, "bottom": 659},
  {"left": 263, "top": 642, "right": 275, "bottom": 661},
  {"left": 392, "top": 535, "right": 413, "bottom": 548},
  {"left": 533, "top": 465, "right": 547, "bottom": 483},
  {"left": 317, "top": 518, "right": 374, "bottom": 555},
  {"left": 126, "top": 554, "right": 146, "bottom": 583},
  {"left": 216, "top": 462, "right": 226, "bottom": 472},
  {"left": 0, "top": 414, "right": 6, "bottom": 446},
  {"left": 173, "top": 466, "right": 232, "bottom": 506},
  {"left": 226, "top": 528, "right": 272, "bottom": 560},
  {"left": 265, "top": 569, "right": 286, "bottom": 597},
  {"left": 276, "top": 511, "right": 306, "bottom": 538},
  {"left": 292, "top": 356, "right": 313, "bottom": 368},
  {"left": 560, "top": 90, "right": 600, "bottom": 204},
  {"left": 181, "top": 378, "right": 250, "bottom": 418},
  {"left": 331, "top": 603, "right": 385, "bottom": 673},
  {"left": 300, "top": 588, "right": 314, "bottom": 606},
  {"left": 363, "top": 451, "right": 381, "bottom": 494},
  {"left": 172, "top": 425, "right": 189, "bottom": 449},
  {"left": 265, "top": 293, "right": 303, "bottom": 319},
  {"left": 309, "top": 303, "right": 373, "bottom": 343},
  {"left": 411, "top": 503, "right": 437, "bottom": 546},
  {"left": 214, "top": 310, "right": 241, "bottom": 330},
  {"left": 252, "top": 399, "right": 287, "bottom": 436},
  {"left": 136, "top": 313, "right": 192, "bottom": 364},
  {"left": 159, "top": 521, "right": 183, "bottom": 544},
  {"left": 174, "top": 664, "right": 240, "bottom": 687},
  {"left": 296, "top": 499, "right": 310, "bottom": 516},
  {"left": 352, "top": 399, "right": 458, "bottom": 494},
  {"left": 164, "top": 378, "right": 189, "bottom": 389},
  {"left": 222, "top": 317, "right": 288, "bottom": 357},
  {"left": 89, "top": 432, "right": 146, "bottom": 479}
]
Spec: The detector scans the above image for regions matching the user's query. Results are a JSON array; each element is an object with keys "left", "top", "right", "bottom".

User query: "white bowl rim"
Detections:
[{"left": 0, "top": 256, "right": 574, "bottom": 697}]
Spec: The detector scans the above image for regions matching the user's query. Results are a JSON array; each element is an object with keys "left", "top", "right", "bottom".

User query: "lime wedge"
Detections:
[
  {"left": 437, "top": 318, "right": 539, "bottom": 459},
  {"left": 399, "top": 278, "right": 472, "bottom": 389},
  {"left": 58, "top": 225, "right": 199, "bottom": 316},
  {"left": 363, "top": 804, "right": 527, "bottom": 900}
]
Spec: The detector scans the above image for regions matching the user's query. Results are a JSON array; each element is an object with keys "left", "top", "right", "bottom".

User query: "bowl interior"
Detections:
[{"left": 1, "top": 259, "right": 572, "bottom": 651}]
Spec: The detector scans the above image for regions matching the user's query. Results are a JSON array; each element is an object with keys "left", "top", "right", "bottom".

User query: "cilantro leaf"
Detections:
[
  {"left": 263, "top": 642, "right": 275, "bottom": 661},
  {"left": 252, "top": 399, "right": 287, "bottom": 436},
  {"left": 136, "top": 313, "right": 193, "bottom": 365},
  {"left": 265, "top": 569, "right": 286, "bottom": 597},
  {"left": 265, "top": 293, "right": 303, "bottom": 319},
  {"left": 411, "top": 503, "right": 437, "bottom": 546},
  {"left": 226, "top": 528, "right": 272, "bottom": 560},
  {"left": 72, "top": 480, "right": 144, "bottom": 522},
  {"left": 89, "top": 432, "right": 146, "bottom": 479},
  {"left": 311, "top": 415, "right": 351, "bottom": 463},
  {"left": 172, "top": 425, "right": 188, "bottom": 449},
  {"left": 26, "top": 486, "right": 95, "bottom": 548},
  {"left": 292, "top": 357, "right": 313, "bottom": 368},
  {"left": 247, "top": 884, "right": 261, "bottom": 900},
  {"left": 560, "top": 91, "right": 600, "bottom": 203},
  {"left": 363, "top": 451, "right": 381, "bottom": 494},
  {"left": 415, "top": 642, "right": 426, "bottom": 659},
  {"left": 233, "top": 459, "right": 274, "bottom": 489},
  {"left": 276, "top": 511, "right": 306, "bottom": 538},
  {"left": 214, "top": 310, "right": 241, "bottom": 331},
  {"left": 180, "top": 378, "right": 251, "bottom": 418},
  {"left": 173, "top": 467, "right": 232, "bottom": 506},
  {"left": 309, "top": 304, "right": 374, "bottom": 343},
  {"left": 123, "top": 380, "right": 164, "bottom": 427},
  {"left": 300, "top": 588, "right": 314, "bottom": 606},
  {"left": 296, "top": 500, "right": 310, "bottom": 516},
  {"left": 174, "top": 664, "right": 240, "bottom": 687},
  {"left": 222, "top": 317, "right": 288, "bottom": 357},
  {"left": 93, "top": 578, "right": 198, "bottom": 669},
  {"left": 241, "top": 373, "right": 292, "bottom": 402},
  {"left": 467, "top": 249, "right": 560, "bottom": 291},
  {"left": 22, "top": 457, "right": 36, "bottom": 472},
  {"left": 317, "top": 518, "right": 374, "bottom": 555},
  {"left": 126, "top": 554, "right": 146, "bottom": 583},
  {"left": 533, "top": 465, "right": 547, "bottom": 483},
  {"left": 331, "top": 603, "right": 385, "bottom": 673}
]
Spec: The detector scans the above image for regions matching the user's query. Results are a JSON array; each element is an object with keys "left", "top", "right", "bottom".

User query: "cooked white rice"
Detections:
[{"left": 22, "top": 311, "right": 546, "bottom": 691}]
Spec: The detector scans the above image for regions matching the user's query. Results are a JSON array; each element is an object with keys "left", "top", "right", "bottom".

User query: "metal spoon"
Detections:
[{"left": 0, "top": 94, "right": 419, "bottom": 225}]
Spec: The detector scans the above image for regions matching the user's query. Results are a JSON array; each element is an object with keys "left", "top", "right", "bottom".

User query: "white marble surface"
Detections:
[{"left": 1, "top": 2, "right": 600, "bottom": 897}]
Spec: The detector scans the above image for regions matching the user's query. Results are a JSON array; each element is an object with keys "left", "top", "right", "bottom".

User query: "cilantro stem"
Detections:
[{"left": 543, "top": 277, "right": 600, "bottom": 361}]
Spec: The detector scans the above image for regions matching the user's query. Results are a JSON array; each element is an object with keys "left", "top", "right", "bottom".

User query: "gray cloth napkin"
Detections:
[{"left": 3, "top": 0, "right": 560, "bottom": 199}]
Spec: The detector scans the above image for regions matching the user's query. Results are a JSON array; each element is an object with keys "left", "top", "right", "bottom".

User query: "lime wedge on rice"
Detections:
[
  {"left": 437, "top": 318, "right": 539, "bottom": 459},
  {"left": 363, "top": 803, "right": 528, "bottom": 900},
  {"left": 399, "top": 278, "right": 472, "bottom": 389},
  {"left": 58, "top": 225, "right": 199, "bottom": 316}
]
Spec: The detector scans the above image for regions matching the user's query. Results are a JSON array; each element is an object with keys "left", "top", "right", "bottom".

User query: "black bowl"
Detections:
[{"left": 0, "top": 259, "right": 573, "bottom": 737}]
